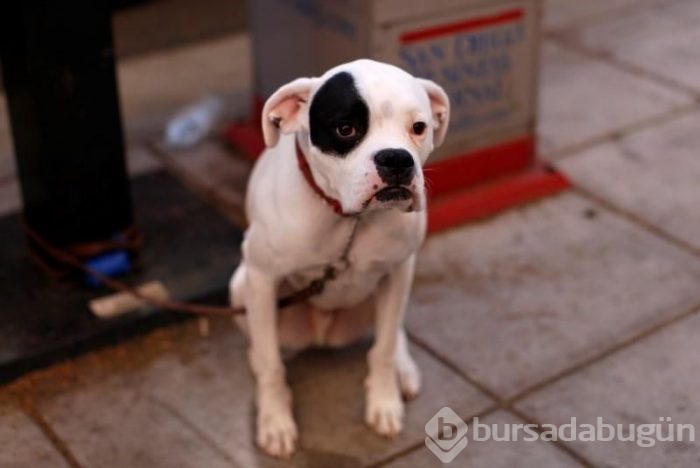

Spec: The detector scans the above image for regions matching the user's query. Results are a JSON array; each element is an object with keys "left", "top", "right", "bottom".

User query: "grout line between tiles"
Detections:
[
  {"left": 404, "top": 296, "right": 700, "bottom": 466},
  {"left": 149, "top": 395, "right": 243, "bottom": 468},
  {"left": 405, "top": 331, "right": 597, "bottom": 467},
  {"left": 546, "top": 31, "right": 700, "bottom": 99},
  {"left": 364, "top": 404, "right": 500, "bottom": 468},
  {"left": 507, "top": 300, "right": 700, "bottom": 406},
  {"left": 541, "top": 102, "right": 700, "bottom": 162},
  {"left": 507, "top": 406, "right": 595, "bottom": 467},
  {"left": 18, "top": 399, "right": 83, "bottom": 468},
  {"left": 572, "top": 185, "right": 700, "bottom": 260},
  {"left": 407, "top": 331, "right": 501, "bottom": 403},
  {"left": 539, "top": 24, "right": 700, "bottom": 162},
  {"left": 543, "top": 0, "right": 663, "bottom": 35}
]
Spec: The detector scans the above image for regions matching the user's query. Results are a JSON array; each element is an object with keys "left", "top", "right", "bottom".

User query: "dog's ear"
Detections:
[
  {"left": 416, "top": 78, "right": 450, "bottom": 148},
  {"left": 262, "top": 77, "right": 318, "bottom": 147}
]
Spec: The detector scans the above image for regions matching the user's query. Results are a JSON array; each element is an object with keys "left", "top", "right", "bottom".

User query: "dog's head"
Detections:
[{"left": 261, "top": 59, "right": 450, "bottom": 214}]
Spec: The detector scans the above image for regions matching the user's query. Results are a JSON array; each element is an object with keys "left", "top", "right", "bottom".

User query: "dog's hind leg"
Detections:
[
  {"left": 322, "top": 296, "right": 375, "bottom": 348},
  {"left": 229, "top": 263, "right": 249, "bottom": 333},
  {"left": 395, "top": 329, "right": 421, "bottom": 400},
  {"left": 277, "top": 302, "right": 318, "bottom": 350}
]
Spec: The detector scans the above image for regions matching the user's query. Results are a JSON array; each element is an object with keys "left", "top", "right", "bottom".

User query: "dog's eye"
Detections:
[
  {"left": 412, "top": 122, "right": 427, "bottom": 136},
  {"left": 335, "top": 122, "right": 357, "bottom": 139}
]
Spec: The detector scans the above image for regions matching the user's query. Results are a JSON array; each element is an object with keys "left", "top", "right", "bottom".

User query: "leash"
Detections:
[
  {"left": 21, "top": 162, "right": 360, "bottom": 317},
  {"left": 23, "top": 218, "right": 245, "bottom": 316},
  {"left": 23, "top": 218, "right": 360, "bottom": 316}
]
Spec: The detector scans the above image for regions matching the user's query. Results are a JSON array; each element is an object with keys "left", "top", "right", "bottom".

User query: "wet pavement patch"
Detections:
[{"left": 0, "top": 170, "right": 242, "bottom": 384}]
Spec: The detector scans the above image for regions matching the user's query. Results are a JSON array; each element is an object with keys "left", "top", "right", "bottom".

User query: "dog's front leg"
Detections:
[
  {"left": 245, "top": 264, "right": 298, "bottom": 458},
  {"left": 366, "top": 254, "right": 417, "bottom": 438}
]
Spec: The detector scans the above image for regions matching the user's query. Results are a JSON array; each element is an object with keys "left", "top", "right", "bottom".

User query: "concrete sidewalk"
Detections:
[{"left": 2, "top": 0, "right": 700, "bottom": 466}]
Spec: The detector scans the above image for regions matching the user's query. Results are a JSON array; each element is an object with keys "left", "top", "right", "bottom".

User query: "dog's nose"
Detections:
[{"left": 373, "top": 149, "right": 415, "bottom": 185}]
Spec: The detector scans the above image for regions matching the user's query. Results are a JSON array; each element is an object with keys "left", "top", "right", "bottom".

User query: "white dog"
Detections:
[{"left": 229, "top": 59, "right": 449, "bottom": 458}]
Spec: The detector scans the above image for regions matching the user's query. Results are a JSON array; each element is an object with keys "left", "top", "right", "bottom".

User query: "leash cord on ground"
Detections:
[{"left": 21, "top": 217, "right": 360, "bottom": 317}]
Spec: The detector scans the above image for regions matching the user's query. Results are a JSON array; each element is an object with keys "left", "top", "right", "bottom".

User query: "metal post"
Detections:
[{"left": 0, "top": 0, "right": 133, "bottom": 249}]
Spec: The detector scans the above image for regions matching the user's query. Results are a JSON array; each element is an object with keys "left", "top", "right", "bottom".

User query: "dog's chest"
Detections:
[{"left": 287, "top": 215, "right": 422, "bottom": 310}]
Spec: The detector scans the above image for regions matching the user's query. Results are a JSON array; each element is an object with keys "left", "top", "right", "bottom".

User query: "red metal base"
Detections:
[
  {"left": 427, "top": 165, "right": 569, "bottom": 232},
  {"left": 225, "top": 121, "right": 265, "bottom": 162},
  {"left": 422, "top": 136, "right": 569, "bottom": 232},
  {"left": 225, "top": 120, "right": 570, "bottom": 233}
]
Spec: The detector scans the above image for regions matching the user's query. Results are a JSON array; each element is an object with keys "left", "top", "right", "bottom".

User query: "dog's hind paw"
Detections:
[
  {"left": 257, "top": 410, "right": 298, "bottom": 459},
  {"left": 398, "top": 361, "right": 422, "bottom": 401}
]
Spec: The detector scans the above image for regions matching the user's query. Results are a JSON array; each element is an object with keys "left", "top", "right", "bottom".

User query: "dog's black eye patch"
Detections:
[{"left": 309, "top": 71, "right": 369, "bottom": 157}]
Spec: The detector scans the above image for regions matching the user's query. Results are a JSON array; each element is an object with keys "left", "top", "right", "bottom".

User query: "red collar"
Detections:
[{"left": 296, "top": 142, "right": 350, "bottom": 217}]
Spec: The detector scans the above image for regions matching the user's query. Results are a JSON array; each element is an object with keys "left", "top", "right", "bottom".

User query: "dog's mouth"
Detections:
[{"left": 374, "top": 186, "right": 413, "bottom": 202}]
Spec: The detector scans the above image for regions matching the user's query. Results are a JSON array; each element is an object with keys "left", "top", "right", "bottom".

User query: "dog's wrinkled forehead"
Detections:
[{"left": 309, "top": 71, "right": 369, "bottom": 157}]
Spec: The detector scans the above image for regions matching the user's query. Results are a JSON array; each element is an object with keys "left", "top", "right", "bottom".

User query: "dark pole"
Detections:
[{"left": 0, "top": 0, "right": 133, "bottom": 250}]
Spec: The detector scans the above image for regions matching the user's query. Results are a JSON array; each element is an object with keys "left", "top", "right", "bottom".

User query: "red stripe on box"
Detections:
[
  {"left": 400, "top": 8, "right": 524, "bottom": 44},
  {"left": 425, "top": 136, "right": 534, "bottom": 198}
]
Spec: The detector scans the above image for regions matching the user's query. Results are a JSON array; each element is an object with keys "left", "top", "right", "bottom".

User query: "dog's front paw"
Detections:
[
  {"left": 366, "top": 393, "right": 404, "bottom": 438},
  {"left": 256, "top": 385, "right": 298, "bottom": 459},
  {"left": 257, "top": 408, "right": 298, "bottom": 459},
  {"left": 365, "top": 376, "right": 404, "bottom": 438}
]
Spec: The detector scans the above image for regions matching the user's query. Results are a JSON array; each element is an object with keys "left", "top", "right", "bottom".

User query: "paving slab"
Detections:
[
  {"left": 137, "top": 328, "right": 492, "bottom": 468},
  {"left": 0, "top": 179, "right": 20, "bottom": 217},
  {"left": 518, "top": 312, "right": 700, "bottom": 467},
  {"left": 557, "top": 109, "right": 700, "bottom": 251},
  {"left": 118, "top": 34, "right": 251, "bottom": 140},
  {"left": 0, "top": 170, "right": 242, "bottom": 384},
  {"left": 543, "top": 0, "right": 642, "bottom": 31},
  {"left": 127, "top": 145, "right": 163, "bottom": 176},
  {"left": 562, "top": 0, "right": 700, "bottom": 93},
  {"left": 135, "top": 330, "right": 257, "bottom": 467},
  {"left": 409, "top": 192, "right": 700, "bottom": 399},
  {"left": 0, "top": 406, "right": 68, "bottom": 468},
  {"left": 113, "top": 0, "right": 247, "bottom": 58},
  {"left": 38, "top": 374, "right": 237, "bottom": 468},
  {"left": 386, "top": 410, "right": 583, "bottom": 468},
  {"left": 537, "top": 42, "right": 690, "bottom": 157},
  {"left": 155, "top": 141, "right": 252, "bottom": 222},
  {"left": 0, "top": 152, "right": 14, "bottom": 181}
]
